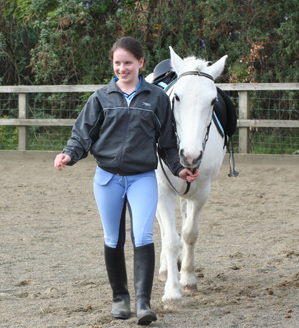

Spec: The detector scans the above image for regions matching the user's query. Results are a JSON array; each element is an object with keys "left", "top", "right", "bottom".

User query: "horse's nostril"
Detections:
[
  {"left": 180, "top": 149, "right": 187, "bottom": 160},
  {"left": 193, "top": 152, "right": 202, "bottom": 165},
  {"left": 180, "top": 149, "right": 202, "bottom": 167}
]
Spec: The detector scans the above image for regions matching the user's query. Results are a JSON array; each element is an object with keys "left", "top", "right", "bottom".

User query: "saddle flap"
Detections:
[
  {"left": 214, "top": 87, "right": 237, "bottom": 138},
  {"left": 216, "top": 87, "right": 237, "bottom": 137}
]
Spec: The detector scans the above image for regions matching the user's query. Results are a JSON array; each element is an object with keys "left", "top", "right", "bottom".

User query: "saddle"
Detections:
[
  {"left": 152, "top": 59, "right": 238, "bottom": 177},
  {"left": 152, "top": 59, "right": 177, "bottom": 90}
]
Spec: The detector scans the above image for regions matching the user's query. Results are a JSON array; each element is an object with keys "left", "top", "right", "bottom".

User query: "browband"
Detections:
[{"left": 178, "top": 71, "right": 214, "bottom": 81}]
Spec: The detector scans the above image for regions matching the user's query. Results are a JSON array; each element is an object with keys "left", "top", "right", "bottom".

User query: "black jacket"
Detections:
[{"left": 62, "top": 77, "right": 183, "bottom": 176}]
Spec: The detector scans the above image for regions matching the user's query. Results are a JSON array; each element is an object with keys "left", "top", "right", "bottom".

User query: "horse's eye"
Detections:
[
  {"left": 211, "top": 97, "right": 218, "bottom": 106},
  {"left": 174, "top": 94, "right": 180, "bottom": 101}
]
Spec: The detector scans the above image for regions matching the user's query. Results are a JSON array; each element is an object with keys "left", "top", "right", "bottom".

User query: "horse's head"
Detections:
[{"left": 169, "top": 47, "right": 227, "bottom": 169}]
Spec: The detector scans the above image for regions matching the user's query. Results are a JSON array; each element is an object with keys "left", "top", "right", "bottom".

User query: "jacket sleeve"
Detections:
[
  {"left": 62, "top": 92, "right": 102, "bottom": 165},
  {"left": 157, "top": 93, "right": 184, "bottom": 176}
]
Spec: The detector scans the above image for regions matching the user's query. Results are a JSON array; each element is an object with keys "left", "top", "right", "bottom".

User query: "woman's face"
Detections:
[{"left": 113, "top": 48, "right": 144, "bottom": 87}]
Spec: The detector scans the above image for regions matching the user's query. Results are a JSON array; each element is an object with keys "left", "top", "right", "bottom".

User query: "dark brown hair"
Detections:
[{"left": 109, "top": 36, "right": 146, "bottom": 71}]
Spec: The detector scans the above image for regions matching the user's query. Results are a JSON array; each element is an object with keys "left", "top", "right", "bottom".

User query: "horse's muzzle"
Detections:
[{"left": 180, "top": 149, "right": 203, "bottom": 168}]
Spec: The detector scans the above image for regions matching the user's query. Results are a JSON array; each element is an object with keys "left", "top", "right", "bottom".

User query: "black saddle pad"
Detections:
[{"left": 215, "top": 87, "right": 237, "bottom": 138}]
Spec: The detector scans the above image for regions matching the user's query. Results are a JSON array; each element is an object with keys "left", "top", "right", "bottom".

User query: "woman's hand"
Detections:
[
  {"left": 178, "top": 168, "right": 199, "bottom": 183},
  {"left": 54, "top": 153, "right": 71, "bottom": 171}
]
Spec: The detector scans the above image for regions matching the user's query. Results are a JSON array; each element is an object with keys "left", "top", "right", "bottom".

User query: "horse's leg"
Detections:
[
  {"left": 155, "top": 208, "right": 167, "bottom": 282},
  {"left": 180, "top": 184, "right": 211, "bottom": 294},
  {"left": 178, "top": 197, "right": 188, "bottom": 270},
  {"left": 157, "top": 191, "right": 182, "bottom": 309}
]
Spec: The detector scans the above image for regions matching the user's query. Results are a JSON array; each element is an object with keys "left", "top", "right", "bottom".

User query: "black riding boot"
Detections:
[
  {"left": 104, "top": 244, "right": 131, "bottom": 319},
  {"left": 134, "top": 243, "right": 157, "bottom": 325}
]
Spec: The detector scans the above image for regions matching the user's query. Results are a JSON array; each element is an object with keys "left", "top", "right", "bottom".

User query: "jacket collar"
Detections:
[{"left": 106, "top": 76, "right": 152, "bottom": 95}]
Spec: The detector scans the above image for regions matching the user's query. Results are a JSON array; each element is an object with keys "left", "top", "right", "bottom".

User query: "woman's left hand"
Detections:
[{"left": 179, "top": 168, "right": 199, "bottom": 183}]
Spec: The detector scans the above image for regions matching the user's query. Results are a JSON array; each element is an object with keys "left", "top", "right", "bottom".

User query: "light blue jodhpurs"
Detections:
[{"left": 93, "top": 166, "right": 158, "bottom": 248}]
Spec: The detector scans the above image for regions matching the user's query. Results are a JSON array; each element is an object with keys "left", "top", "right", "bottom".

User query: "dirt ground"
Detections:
[{"left": 0, "top": 151, "right": 298, "bottom": 328}]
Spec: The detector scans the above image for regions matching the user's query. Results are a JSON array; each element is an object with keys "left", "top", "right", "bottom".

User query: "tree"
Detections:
[
  {"left": 29, "top": 0, "right": 119, "bottom": 84},
  {"left": 0, "top": 0, "right": 37, "bottom": 85},
  {"left": 1, "top": 0, "right": 299, "bottom": 85}
]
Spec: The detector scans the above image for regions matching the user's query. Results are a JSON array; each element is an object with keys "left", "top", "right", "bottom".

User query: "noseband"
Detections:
[{"left": 160, "top": 70, "right": 215, "bottom": 196}]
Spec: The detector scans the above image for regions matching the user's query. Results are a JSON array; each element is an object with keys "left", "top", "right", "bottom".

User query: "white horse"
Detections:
[{"left": 147, "top": 47, "right": 228, "bottom": 309}]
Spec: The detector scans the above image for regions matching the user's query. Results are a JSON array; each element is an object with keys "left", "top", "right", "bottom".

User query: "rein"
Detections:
[
  {"left": 159, "top": 156, "right": 192, "bottom": 196},
  {"left": 159, "top": 70, "right": 214, "bottom": 196}
]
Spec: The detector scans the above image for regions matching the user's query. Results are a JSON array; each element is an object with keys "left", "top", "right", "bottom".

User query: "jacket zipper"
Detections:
[{"left": 117, "top": 105, "right": 131, "bottom": 171}]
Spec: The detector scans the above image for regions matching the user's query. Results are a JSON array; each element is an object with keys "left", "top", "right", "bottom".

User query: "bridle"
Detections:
[
  {"left": 159, "top": 70, "right": 215, "bottom": 196},
  {"left": 178, "top": 71, "right": 214, "bottom": 81}
]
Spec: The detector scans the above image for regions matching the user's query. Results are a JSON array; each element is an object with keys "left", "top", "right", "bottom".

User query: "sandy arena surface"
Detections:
[{"left": 0, "top": 151, "right": 298, "bottom": 328}]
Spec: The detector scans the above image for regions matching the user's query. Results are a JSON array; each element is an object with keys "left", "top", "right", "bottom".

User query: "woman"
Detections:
[{"left": 54, "top": 36, "right": 199, "bottom": 325}]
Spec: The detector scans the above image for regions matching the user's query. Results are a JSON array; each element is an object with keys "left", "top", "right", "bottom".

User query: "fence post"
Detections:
[
  {"left": 238, "top": 91, "right": 250, "bottom": 153},
  {"left": 18, "top": 93, "right": 29, "bottom": 150}
]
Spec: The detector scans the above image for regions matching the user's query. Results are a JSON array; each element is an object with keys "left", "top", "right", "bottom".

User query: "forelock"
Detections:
[{"left": 183, "top": 56, "right": 209, "bottom": 72}]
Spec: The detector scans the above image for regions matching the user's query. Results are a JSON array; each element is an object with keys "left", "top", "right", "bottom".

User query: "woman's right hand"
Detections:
[{"left": 54, "top": 153, "right": 71, "bottom": 171}]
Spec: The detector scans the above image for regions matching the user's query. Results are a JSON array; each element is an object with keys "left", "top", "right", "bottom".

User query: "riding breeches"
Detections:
[{"left": 93, "top": 166, "right": 158, "bottom": 248}]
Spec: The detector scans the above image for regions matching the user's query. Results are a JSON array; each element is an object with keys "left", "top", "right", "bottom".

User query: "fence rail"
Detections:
[{"left": 1, "top": 84, "right": 299, "bottom": 153}]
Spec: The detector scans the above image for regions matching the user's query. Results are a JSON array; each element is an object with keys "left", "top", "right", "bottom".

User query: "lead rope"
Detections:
[{"left": 158, "top": 156, "right": 193, "bottom": 196}]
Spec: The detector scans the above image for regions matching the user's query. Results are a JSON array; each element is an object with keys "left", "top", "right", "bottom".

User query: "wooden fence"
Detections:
[{"left": 0, "top": 84, "right": 299, "bottom": 153}]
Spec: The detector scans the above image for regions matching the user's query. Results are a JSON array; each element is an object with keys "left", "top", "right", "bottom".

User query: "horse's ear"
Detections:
[
  {"left": 203, "top": 55, "right": 228, "bottom": 80},
  {"left": 169, "top": 46, "right": 187, "bottom": 76}
]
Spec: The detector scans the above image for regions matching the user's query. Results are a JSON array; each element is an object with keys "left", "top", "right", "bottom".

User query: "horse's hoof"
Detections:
[
  {"left": 162, "top": 298, "right": 181, "bottom": 311},
  {"left": 181, "top": 284, "right": 198, "bottom": 295},
  {"left": 159, "top": 270, "right": 167, "bottom": 282}
]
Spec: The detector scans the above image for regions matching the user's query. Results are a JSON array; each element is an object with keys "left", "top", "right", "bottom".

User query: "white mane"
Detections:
[
  {"left": 182, "top": 56, "right": 209, "bottom": 72},
  {"left": 169, "top": 46, "right": 227, "bottom": 79}
]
